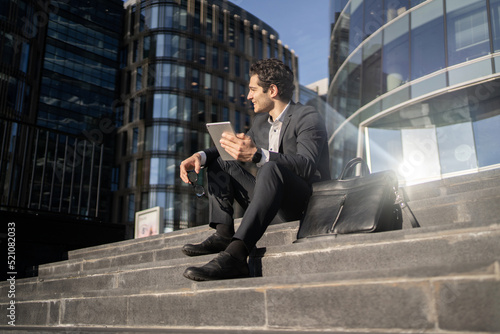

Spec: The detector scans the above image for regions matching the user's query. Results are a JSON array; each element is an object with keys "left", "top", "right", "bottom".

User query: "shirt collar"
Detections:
[{"left": 268, "top": 101, "right": 291, "bottom": 125}]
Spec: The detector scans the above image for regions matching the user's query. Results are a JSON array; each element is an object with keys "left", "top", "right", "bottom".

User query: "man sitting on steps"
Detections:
[{"left": 179, "top": 58, "right": 330, "bottom": 281}]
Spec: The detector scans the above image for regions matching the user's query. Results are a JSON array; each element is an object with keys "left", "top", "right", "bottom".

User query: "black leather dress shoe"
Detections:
[
  {"left": 183, "top": 251, "right": 250, "bottom": 281},
  {"left": 182, "top": 232, "right": 231, "bottom": 256}
]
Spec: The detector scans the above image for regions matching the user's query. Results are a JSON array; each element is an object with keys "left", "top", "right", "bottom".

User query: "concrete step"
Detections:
[
  {"left": 399, "top": 168, "right": 500, "bottom": 227},
  {"left": 37, "top": 168, "right": 497, "bottom": 280},
  {"left": 67, "top": 218, "right": 298, "bottom": 262},
  {"left": 1, "top": 261, "right": 498, "bottom": 333},
  {"left": 39, "top": 188, "right": 499, "bottom": 281},
  {"left": 37, "top": 220, "right": 299, "bottom": 279},
  {"left": 6, "top": 222, "right": 499, "bottom": 304},
  {"left": 2, "top": 170, "right": 499, "bottom": 333},
  {"left": 405, "top": 186, "right": 500, "bottom": 227},
  {"left": 39, "top": 171, "right": 499, "bottom": 279},
  {"left": 402, "top": 168, "right": 500, "bottom": 201}
]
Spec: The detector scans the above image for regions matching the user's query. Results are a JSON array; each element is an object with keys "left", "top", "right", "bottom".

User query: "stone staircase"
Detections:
[{"left": 1, "top": 169, "right": 500, "bottom": 333}]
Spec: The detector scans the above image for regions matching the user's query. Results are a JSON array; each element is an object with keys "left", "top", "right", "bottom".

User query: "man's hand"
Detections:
[
  {"left": 220, "top": 133, "right": 257, "bottom": 162},
  {"left": 180, "top": 153, "right": 202, "bottom": 183}
]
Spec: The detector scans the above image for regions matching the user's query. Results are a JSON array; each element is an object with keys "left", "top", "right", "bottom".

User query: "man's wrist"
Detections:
[
  {"left": 252, "top": 147, "right": 262, "bottom": 163},
  {"left": 196, "top": 151, "right": 207, "bottom": 166}
]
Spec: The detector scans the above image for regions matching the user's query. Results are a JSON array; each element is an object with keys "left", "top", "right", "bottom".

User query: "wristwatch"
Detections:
[{"left": 252, "top": 148, "right": 262, "bottom": 163}]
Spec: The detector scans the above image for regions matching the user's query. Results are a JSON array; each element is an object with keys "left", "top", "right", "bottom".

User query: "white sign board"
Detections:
[{"left": 134, "top": 206, "right": 164, "bottom": 238}]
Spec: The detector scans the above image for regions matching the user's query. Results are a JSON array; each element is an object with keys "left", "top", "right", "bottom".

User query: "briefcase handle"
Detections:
[{"left": 339, "top": 157, "right": 371, "bottom": 180}]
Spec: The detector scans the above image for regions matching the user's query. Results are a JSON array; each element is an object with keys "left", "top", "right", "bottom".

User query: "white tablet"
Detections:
[{"left": 206, "top": 121, "right": 236, "bottom": 161}]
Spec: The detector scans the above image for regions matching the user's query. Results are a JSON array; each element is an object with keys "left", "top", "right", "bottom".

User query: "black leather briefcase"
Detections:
[{"left": 296, "top": 157, "right": 419, "bottom": 240}]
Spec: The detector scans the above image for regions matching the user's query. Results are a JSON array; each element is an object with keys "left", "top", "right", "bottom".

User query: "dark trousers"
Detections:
[{"left": 206, "top": 157, "right": 312, "bottom": 251}]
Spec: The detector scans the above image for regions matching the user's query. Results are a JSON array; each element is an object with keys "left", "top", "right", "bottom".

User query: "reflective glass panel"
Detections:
[
  {"left": 364, "top": 0, "right": 383, "bottom": 38},
  {"left": 367, "top": 128, "right": 403, "bottom": 173},
  {"left": 348, "top": 0, "right": 364, "bottom": 54},
  {"left": 410, "top": 0, "right": 427, "bottom": 8},
  {"left": 448, "top": 59, "right": 492, "bottom": 86},
  {"left": 400, "top": 128, "right": 441, "bottom": 184},
  {"left": 183, "top": 97, "right": 191, "bottom": 121},
  {"left": 132, "top": 128, "right": 139, "bottom": 154},
  {"left": 385, "top": 0, "right": 409, "bottom": 23},
  {"left": 362, "top": 33, "right": 382, "bottom": 105},
  {"left": 410, "top": 0, "right": 445, "bottom": 80},
  {"left": 474, "top": 114, "right": 500, "bottom": 167},
  {"left": 446, "top": 0, "right": 490, "bottom": 66},
  {"left": 346, "top": 50, "right": 362, "bottom": 115},
  {"left": 383, "top": 15, "right": 409, "bottom": 92},
  {"left": 128, "top": 194, "right": 135, "bottom": 221},
  {"left": 437, "top": 122, "right": 478, "bottom": 174},
  {"left": 411, "top": 73, "right": 447, "bottom": 99},
  {"left": 490, "top": 0, "right": 500, "bottom": 52}
]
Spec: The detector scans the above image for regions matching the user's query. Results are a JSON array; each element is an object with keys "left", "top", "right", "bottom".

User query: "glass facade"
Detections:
[
  {"left": 328, "top": 0, "right": 500, "bottom": 185},
  {"left": 1, "top": 0, "right": 123, "bottom": 221},
  {"left": 118, "top": 0, "right": 298, "bottom": 233},
  {"left": 37, "top": 0, "right": 122, "bottom": 134}
]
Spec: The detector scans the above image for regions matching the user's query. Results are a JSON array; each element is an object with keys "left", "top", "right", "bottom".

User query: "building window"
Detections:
[
  {"left": 130, "top": 5, "right": 136, "bottom": 35},
  {"left": 437, "top": 122, "right": 478, "bottom": 174},
  {"left": 199, "top": 42, "right": 206, "bottom": 64},
  {"left": 223, "top": 51, "right": 229, "bottom": 72},
  {"left": 364, "top": 0, "right": 383, "bottom": 38},
  {"left": 218, "top": 17, "right": 224, "bottom": 43},
  {"left": 183, "top": 97, "right": 192, "bottom": 121},
  {"left": 212, "top": 46, "right": 218, "bottom": 69},
  {"left": 491, "top": 0, "right": 500, "bottom": 52},
  {"left": 198, "top": 99, "right": 205, "bottom": 122},
  {"left": 228, "top": 80, "right": 235, "bottom": 103},
  {"left": 206, "top": 10, "right": 213, "bottom": 38},
  {"left": 155, "top": 33, "right": 179, "bottom": 58},
  {"left": 145, "top": 125, "right": 184, "bottom": 153},
  {"left": 186, "top": 38, "right": 193, "bottom": 60},
  {"left": 192, "top": 69, "right": 199, "bottom": 91},
  {"left": 248, "top": 31, "right": 254, "bottom": 56},
  {"left": 128, "top": 193, "right": 135, "bottom": 221},
  {"left": 349, "top": 0, "right": 364, "bottom": 54},
  {"left": 204, "top": 73, "right": 212, "bottom": 95},
  {"left": 136, "top": 66, "right": 142, "bottom": 91},
  {"left": 446, "top": 0, "right": 490, "bottom": 66},
  {"left": 149, "top": 157, "right": 176, "bottom": 185},
  {"left": 153, "top": 93, "right": 177, "bottom": 119},
  {"left": 385, "top": 0, "right": 409, "bottom": 23},
  {"left": 143, "top": 36, "right": 150, "bottom": 59},
  {"left": 382, "top": 15, "right": 409, "bottom": 92},
  {"left": 133, "top": 40, "right": 139, "bottom": 62},
  {"left": 361, "top": 33, "right": 382, "bottom": 105},
  {"left": 410, "top": 0, "right": 445, "bottom": 80},
  {"left": 239, "top": 26, "right": 245, "bottom": 51},
  {"left": 148, "top": 63, "right": 186, "bottom": 88},
  {"left": 217, "top": 76, "right": 224, "bottom": 100},
  {"left": 129, "top": 98, "right": 135, "bottom": 122},
  {"left": 229, "top": 19, "right": 235, "bottom": 47},
  {"left": 132, "top": 127, "right": 139, "bottom": 154}
]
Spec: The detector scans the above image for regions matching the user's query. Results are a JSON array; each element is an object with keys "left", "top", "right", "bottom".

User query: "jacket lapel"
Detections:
[{"left": 278, "top": 102, "right": 295, "bottom": 151}]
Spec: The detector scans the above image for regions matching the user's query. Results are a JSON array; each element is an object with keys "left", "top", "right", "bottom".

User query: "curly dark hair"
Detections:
[{"left": 249, "top": 58, "right": 295, "bottom": 101}]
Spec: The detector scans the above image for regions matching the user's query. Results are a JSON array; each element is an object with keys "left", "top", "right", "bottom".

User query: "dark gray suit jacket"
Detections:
[{"left": 205, "top": 102, "right": 330, "bottom": 184}]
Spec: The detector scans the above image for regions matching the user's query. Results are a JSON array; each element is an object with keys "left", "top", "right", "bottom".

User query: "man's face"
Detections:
[{"left": 247, "top": 75, "right": 273, "bottom": 114}]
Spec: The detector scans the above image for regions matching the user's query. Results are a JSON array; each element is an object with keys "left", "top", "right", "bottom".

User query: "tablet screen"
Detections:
[{"left": 206, "top": 121, "right": 236, "bottom": 160}]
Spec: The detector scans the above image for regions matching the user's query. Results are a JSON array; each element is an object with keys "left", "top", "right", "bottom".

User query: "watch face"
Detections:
[{"left": 252, "top": 149, "right": 262, "bottom": 163}]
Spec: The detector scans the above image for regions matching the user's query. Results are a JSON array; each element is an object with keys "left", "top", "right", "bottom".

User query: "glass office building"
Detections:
[
  {"left": 1, "top": 0, "right": 123, "bottom": 220},
  {"left": 0, "top": 0, "right": 125, "bottom": 278},
  {"left": 328, "top": 0, "right": 500, "bottom": 185},
  {"left": 118, "top": 0, "right": 298, "bottom": 234}
]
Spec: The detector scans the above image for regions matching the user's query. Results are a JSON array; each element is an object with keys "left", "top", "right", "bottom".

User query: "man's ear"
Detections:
[{"left": 268, "top": 84, "right": 279, "bottom": 98}]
